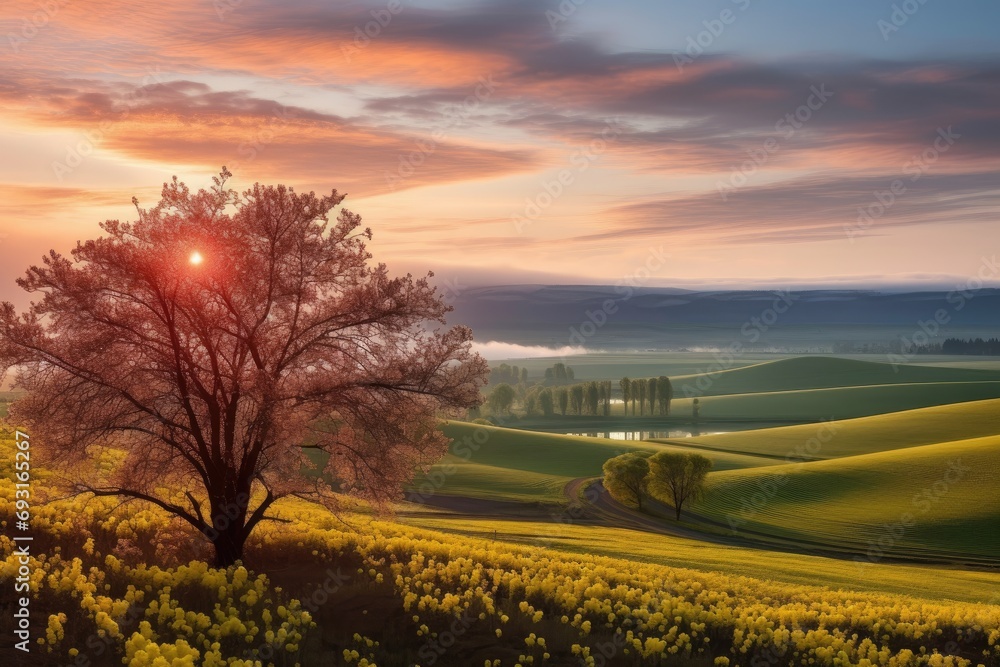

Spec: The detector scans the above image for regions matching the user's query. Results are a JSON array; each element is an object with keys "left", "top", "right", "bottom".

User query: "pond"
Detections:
[
  {"left": 562, "top": 428, "right": 726, "bottom": 440},
  {"left": 557, "top": 421, "right": 794, "bottom": 440}
]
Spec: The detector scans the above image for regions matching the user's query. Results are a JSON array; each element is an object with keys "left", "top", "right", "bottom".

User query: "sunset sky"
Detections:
[{"left": 3, "top": 0, "right": 1000, "bottom": 299}]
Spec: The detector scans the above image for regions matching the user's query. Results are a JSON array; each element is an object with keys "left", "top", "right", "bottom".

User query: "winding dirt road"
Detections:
[{"left": 409, "top": 478, "right": 994, "bottom": 568}]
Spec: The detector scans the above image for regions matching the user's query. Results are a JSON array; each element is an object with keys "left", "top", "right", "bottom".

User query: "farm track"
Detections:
[
  {"left": 572, "top": 478, "right": 1000, "bottom": 569},
  {"left": 562, "top": 478, "right": 882, "bottom": 561},
  {"left": 407, "top": 479, "right": 999, "bottom": 570}
]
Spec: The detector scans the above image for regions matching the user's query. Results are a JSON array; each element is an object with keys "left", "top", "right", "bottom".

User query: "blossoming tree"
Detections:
[{"left": 0, "top": 169, "right": 488, "bottom": 566}]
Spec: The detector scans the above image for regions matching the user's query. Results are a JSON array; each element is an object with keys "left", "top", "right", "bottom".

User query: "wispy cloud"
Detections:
[{"left": 1, "top": 0, "right": 999, "bottom": 287}]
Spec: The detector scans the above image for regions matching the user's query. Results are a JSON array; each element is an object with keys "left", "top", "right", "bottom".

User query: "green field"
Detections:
[
  {"left": 490, "top": 352, "right": 768, "bottom": 381},
  {"left": 691, "top": 434, "right": 1000, "bottom": 563},
  {"left": 657, "top": 397, "right": 1000, "bottom": 459},
  {"left": 504, "top": 356, "right": 1000, "bottom": 423},
  {"left": 670, "top": 356, "right": 1000, "bottom": 396},
  {"left": 415, "top": 424, "right": 650, "bottom": 502},
  {"left": 412, "top": 358, "right": 1000, "bottom": 567},
  {"left": 422, "top": 396, "right": 1000, "bottom": 505},
  {"left": 668, "top": 380, "right": 1000, "bottom": 421},
  {"left": 502, "top": 353, "right": 1000, "bottom": 389},
  {"left": 414, "top": 421, "right": 781, "bottom": 502}
]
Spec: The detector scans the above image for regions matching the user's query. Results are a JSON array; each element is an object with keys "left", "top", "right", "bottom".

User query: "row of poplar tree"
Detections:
[
  {"left": 487, "top": 376, "right": 674, "bottom": 417},
  {"left": 618, "top": 376, "right": 674, "bottom": 416}
]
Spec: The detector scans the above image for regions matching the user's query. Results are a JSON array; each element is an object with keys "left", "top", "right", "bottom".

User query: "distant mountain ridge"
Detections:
[{"left": 448, "top": 286, "right": 1000, "bottom": 350}]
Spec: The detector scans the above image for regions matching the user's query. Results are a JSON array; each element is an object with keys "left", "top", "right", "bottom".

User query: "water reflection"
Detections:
[{"left": 564, "top": 429, "right": 722, "bottom": 440}]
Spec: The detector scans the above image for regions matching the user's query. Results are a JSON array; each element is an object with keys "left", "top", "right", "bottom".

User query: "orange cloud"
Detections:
[{"left": 0, "top": 75, "right": 536, "bottom": 195}]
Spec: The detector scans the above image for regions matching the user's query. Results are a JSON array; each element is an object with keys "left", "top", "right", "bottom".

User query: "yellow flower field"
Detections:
[{"left": 2, "top": 431, "right": 998, "bottom": 666}]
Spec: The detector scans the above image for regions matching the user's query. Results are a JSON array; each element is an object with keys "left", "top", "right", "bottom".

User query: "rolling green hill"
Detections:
[
  {"left": 412, "top": 422, "right": 780, "bottom": 502},
  {"left": 654, "top": 397, "right": 1000, "bottom": 460},
  {"left": 426, "top": 397, "right": 1000, "bottom": 504},
  {"left": 421, "top": 396, "right": 1000, "bottom": 565},
  {"left": 692, "top": 434, "right": 1000, "bottom": 563},
  {"left": 669, "top": 380, "right": 1000, "bottom": 421},
  {"left": 671, "top": 356, "right": 1000, "bottom": 396}
]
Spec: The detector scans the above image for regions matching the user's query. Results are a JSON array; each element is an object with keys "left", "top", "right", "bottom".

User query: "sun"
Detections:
[{"left": 189, "top": 251, "right": 204, "bottom": 265}]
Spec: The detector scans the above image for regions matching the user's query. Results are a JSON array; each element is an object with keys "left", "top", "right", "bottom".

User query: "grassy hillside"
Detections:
[
  {"left": 421, "top": 399, "right": 1000, "bottom": 565},
  {"left": 512, "top": 358, "right": 1000, "bottom": 422},
  {"left": 412, "top": 460, "right": 572, "bottom": 503},
  {"left": 668, "top": 380, "right": 1000, "bottom": 421},
  {"left": 693, "top": 434, "right": 1000, "bottom": 563},
  {"left": 412, "top": 422, "right": 780, "bottom": 502},
  {"left": 655, "top": 397, "right": 1000, "bottom": 460},
  {"left": 671, "top": 356, "right": 1000, "bottom": 396},
  {"left": 425, "top": 397, "right": 1000, "bottom": 503}
]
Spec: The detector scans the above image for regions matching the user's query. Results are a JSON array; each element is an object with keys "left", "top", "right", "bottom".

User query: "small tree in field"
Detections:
[
  {"left": 602, "top": 453, "right": 650, "bottom": 510},
  {"left": 556, "top": 387, "right": 569, "bottom": 416},
  {"left": 657, "top": 376, "right": 673, "bottom": 415},
  {"left": 619, "top": 377, "right": 631, "bottom": 416},
  {"left": 648, "top": 452, "right": 712, "bottom": 520},
  {"left": 538, "top": 388, "right": 554, "bottom": 417},
  {"left": 523, "top": 388, "right": 539, "bottom": 416},
  {"left": 585, "top": 381, "right": 599, "bottom": 415},
  {"left": 488, "top": 383, "right": 515, "bottom": 415},
  {"left": 570, "top": 384, "right": 584, "bottom": 415},
  {"left": 0, "top": 170, "right": 488, "bottom": 567}
]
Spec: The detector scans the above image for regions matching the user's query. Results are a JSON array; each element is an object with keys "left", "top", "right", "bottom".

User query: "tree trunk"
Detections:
[
  {"left": 674, "top": 503, "right": 682, "bottom": 521},
  {"left": 212, "top": 522, "right": 246, "bottom": 568},
  {"left": 209, "top": 494, "right": 249, "bottom": 568}
]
